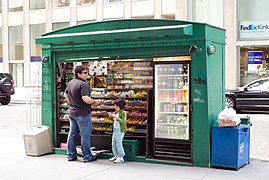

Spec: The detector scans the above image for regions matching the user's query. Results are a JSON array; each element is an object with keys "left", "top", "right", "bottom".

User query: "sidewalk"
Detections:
[
  {"left": 11, "top": 87, "right": 41, "bottom": 104},
  {"left": 0, "top": 137, "right": 269, "bottom": 180},
  {"left": 6, "top": 88, "right": 269, "bottom": 179}
]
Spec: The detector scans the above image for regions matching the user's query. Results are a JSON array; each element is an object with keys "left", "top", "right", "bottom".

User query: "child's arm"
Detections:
[{"left": 115, "top": 111, "right": 127, "bottom": 123}]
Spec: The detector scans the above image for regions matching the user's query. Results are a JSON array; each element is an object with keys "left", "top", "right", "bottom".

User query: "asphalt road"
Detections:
[{"left": 1, "top": 103, "right": 268, "bottom": 161}]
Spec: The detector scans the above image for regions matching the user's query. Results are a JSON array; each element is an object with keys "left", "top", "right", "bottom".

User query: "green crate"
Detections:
[{"left": 123, "top": 140, "right": 140, "bottom": 157}]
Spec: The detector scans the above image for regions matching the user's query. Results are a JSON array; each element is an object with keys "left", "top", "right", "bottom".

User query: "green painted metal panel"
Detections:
[
  {"left": 191, "top": 26, "right": 226, "bottom": 167},
  {"left": 41, "top": 49, "right": 57, "bottom": 147},
  {"left": 36, "top": 24, "right": 193, "bottom": 45}
]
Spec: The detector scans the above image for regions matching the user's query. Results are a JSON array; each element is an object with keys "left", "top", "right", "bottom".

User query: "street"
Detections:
[{"left": 0, "top": 103, "right": 269, "bottom": 161}]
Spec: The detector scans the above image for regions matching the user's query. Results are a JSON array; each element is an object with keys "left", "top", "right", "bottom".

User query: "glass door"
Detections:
[{"left": 154, "top": 63, "right": 189, "bottom": 140}]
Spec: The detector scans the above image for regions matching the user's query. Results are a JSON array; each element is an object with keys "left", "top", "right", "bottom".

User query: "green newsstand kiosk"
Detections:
[{"left": 36, "top": 19, "right": 226, "bottom": 167}]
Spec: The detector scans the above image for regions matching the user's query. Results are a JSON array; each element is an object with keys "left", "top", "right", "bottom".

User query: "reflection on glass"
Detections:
[
  {"left": 52, "top": 22, "right": 69, "bottom": 31},
  {"left": 53, "top": 0, "right": 70, "bottom": 8},
  {"left": 30, "top": 0, "right": 45, "bottom": 10},
  {"left": 0, "top": 28, "right": 2, "bottom": 59},
  {"left": 30, "top": 24, "right": 45, "bottom": 57},
  {"left": 9, "top": 26, "right": 23, "bottom": 60},
  {"left": 0, "top": 1, "right": 2, "bottom": 13},
  {"left": 8, "top": 0, "right": 23, "bottom": 12},
  {"left": 77, "top": 20, "right": 94, "bottom": 25},
  {"left": 103, "top": 0, "right": 123, "bottom": 3},
  {"left": 77, "top": 0, "right": 96, "bottom": 5},
  {"left": 9, "top": 63, "right": 24, "bottom": 87}
]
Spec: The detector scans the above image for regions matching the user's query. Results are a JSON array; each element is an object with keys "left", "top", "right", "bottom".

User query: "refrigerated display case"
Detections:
[
  {"left": 153, "top": 58, "right": 191, "bottom": 161},
  {"left": 154, "top": 63, "right": 189, "bottom": 140}
]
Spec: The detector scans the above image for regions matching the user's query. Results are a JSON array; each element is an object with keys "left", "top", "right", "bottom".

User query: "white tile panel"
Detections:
[
  {"left": 132, "top": 0, "right": 154, "bottom": 17},
  {"left": 52, "top": 8, "right": 70, "bottom": 23},
  {"left": 77, "top": 5, "right": 97, "bottom": 21},
  {"left": 8, "top": 12, "right": 24, "bottom": 26},
  {"left": 161, "top": 0, "right": 175, "bottom": 15},
  {"left": 103, "top": 3, "right": 124, "bottom": 19},
  {"left": 0, "top": 14, "right": 2, "bottom": 27},
  {"left": 30, "top": 10, "right": 46, "bottom": 24}
]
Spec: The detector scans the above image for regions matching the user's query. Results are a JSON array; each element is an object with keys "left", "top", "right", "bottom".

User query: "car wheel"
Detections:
[
  {"left": 0, "top": 95, "right": 11, "bottom": 105},
  {"left": 226, "top": 96, "right": 236, "bottom": 109}
]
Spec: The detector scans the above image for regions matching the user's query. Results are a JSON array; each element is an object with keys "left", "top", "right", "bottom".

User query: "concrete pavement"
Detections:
[
  {"left": 1, "top": 136, "right": 269, "bottom": 180},
  {"left": 3, "top": 88, "right": 269, "bottom": 179}
]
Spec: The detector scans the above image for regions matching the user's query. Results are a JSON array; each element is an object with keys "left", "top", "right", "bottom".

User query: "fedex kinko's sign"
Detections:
[{"left": 239, "top": 20, "right": 269, "bottom": 39}]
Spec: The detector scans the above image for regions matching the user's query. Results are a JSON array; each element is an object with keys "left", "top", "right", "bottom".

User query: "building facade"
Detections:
[{"left": 0, "top": 0, "right": 226, "bottom": 87}]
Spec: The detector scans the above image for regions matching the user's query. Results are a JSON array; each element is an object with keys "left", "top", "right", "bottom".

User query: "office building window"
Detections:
[
  {"left": 52, "top": 22, "right": 69, "bottom": 31},
  {"left": 30, "top": 0, "right": 45, "bottom": 10},
  {"left": 77, "top": 0, "right": 96, "bottom": 5},
  {"left": 0, "top": 28, "right": 2, "bottom": 61},
  {"left": 30, "top": 24, "right": 45, "bottom": 57},
  {"left": 239, "top": 0, "right": 267, "bottom": 21},
  {"left": 103, "top": 0, "right": 123, "bottom": 3},
  {"left": 53, "top": 0, "right": 70, "bottom": 8},
  {"left": 9, "top": 63, "right": 24, "bottom": 87},
  {"left": 8, "top": 0, "right": 23, "bottom": 12},
  {"left": 30, "top": 24, "right": 45, "bottom": 86},
  {"left": 77, "top": 20, "right": 94, "bottom": 25},
  {"left": 0, "top": 1, "right": 2, "bottom": 13},
  {"left": 9, "top": 26, "right": 23, "bottom": 60}
]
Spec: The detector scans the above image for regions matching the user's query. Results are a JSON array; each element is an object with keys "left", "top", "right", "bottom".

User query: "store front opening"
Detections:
[{"left": 240, "top": 46, "right": 269, "bottom": 86}]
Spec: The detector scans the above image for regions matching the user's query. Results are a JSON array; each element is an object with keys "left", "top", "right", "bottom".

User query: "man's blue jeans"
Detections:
[{"left": 67, "top": 114, "right": 93, "bottom": 161}]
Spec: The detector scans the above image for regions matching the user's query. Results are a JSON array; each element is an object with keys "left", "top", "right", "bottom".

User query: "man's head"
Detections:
[{"left": 74, "top": 65, "right": 88, "bottom": 80}]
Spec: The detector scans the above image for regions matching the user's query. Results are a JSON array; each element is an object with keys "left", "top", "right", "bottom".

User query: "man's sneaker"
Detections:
[
  {"left": 68, "top": 157, "right": 77, "bottom": 162},
  {"left": 83, "top": 155, "right": 97, "bottom": 163},
  {"left": 114, "top": 157, "right": 124, "bottom": 163},
  {"left": 109, "top": 156, "right": 117, "bottom": 162}
]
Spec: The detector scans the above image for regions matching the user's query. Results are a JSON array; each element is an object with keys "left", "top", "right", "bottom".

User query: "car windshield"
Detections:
[
  {"left": 247, "top": 80, "right": 269, "bottom": 91},
  {"left": 0, "top": 73, "right": 13, "bottom": 79}
]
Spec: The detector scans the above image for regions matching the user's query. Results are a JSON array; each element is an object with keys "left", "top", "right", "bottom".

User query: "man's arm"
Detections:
[
  {"left": 82, "top": 95, "right": 99, "bottom": 105},
  {"left": 64, "top": 93, "right": 69, "bottom": 103}
]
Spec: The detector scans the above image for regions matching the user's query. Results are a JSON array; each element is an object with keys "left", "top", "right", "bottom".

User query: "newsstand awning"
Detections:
[{"left": 36, "top": 24, "right": 193, "bottom": 45}]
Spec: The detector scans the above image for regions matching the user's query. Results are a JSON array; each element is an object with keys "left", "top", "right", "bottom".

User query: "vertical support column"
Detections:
[
  {"left": 124, "top": 0, "right": 131, "bottom": 19},
  {"left": 2, "top": 0, "right": 9, "bottom": 72},
  {"left": 70, "top": 0, "right": 77, "bottom": 26},
  {"left": 175, "top": 0, "right": 187, "bottom": 20},
  {"left": 46, "top": 0, "right": 53, "bottom": 32},
  {"left": 154, "top": 0, "right": 161, "bottom": 19},
  {"left": 41, "top": 47, "right": 56, "bottom": 146},
  {"left": 96, "top": 0, "right": 103, "bottom": 21},
  {"left": 191, "top": 41, "right": 211, "bottom": 167},
  {"left": 24, "top": 0, "right": 31, "bottom": 86},
  {"left": 224, "top": 0, "right": 237, "bottom": 89}
]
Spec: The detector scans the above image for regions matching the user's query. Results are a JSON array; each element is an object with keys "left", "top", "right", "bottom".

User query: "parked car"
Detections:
[
  {"left": 0, "top": 73, "right": 15, "bottom": 105},
  {"left": 225, "top": 78, "right": 269, "bottom": 112}
]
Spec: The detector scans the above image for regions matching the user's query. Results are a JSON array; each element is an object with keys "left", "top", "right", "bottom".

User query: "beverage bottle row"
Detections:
[
  {"left": 158, "top": 78, "right": 188, "bottom": 89},
  {"left": 162, "top": 103, "right": 188, "bottom": 112},
  {"left": 157, "top": 115, "right": 188, "bottom": 124},
  {"left": 159, "top": 90, "right": 188, "bottom": 101},
  {"left": 155, "top": 125, "right": 188, "bottom": 139},
  {"left": 157, "top": 66, "right": 188, "bottom": 75}
]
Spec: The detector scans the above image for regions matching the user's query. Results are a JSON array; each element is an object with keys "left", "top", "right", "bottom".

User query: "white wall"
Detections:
[
  {"left": 193, "top": 0, "right": 224, "bottom": 28},
  {"left": 239, "top": 0, "right": 269, "bottom": 21}
]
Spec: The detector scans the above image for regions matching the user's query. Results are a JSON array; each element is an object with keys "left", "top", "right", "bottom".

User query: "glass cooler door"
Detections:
[{"left": 154, "top": 63, "right": 190, "bottom": 140}]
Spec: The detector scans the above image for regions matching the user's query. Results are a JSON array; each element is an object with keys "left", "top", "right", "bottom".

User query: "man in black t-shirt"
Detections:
[{"left": 64, "top": 65, "right": 99, "bottom": 162}]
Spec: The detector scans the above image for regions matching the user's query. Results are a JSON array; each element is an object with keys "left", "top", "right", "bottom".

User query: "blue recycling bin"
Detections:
[{"left": 211, "top": 125, "right": 250, "bottom": 170}]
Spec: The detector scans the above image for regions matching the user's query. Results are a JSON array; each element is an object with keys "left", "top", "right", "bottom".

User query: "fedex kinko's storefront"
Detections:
[{"left": 237, "top": 20, "right": 269, "bottom": 86}]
